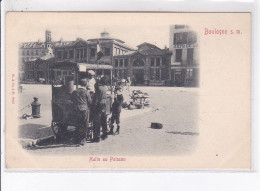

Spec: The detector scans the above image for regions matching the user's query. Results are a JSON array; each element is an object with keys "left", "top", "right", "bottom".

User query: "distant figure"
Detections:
[
  {"left": 132, "top": 75, "right": 136, "bottom": 86},
  {"left": 126, "top": 76, "right": 131, "bottom": 92},
  {"left": 121, "top": 78, "right": 126, "bottom": 86},
  {"left": 108, "top": 87, "right": 124, "bottom": 135},
  {"left": 71, "top": 79, "right": 92, "bottom": 145},
  {"left": 92, "top": 76, "right": 108, "bottom": 142},
  {"left": 87, "top": 70, "right": 96, "bottom": 94},
  {"left": 112, "top": 75, "right": 117, "bottom": 88}
]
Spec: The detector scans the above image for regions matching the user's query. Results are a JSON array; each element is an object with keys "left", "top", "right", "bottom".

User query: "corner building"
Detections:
[
  {"left": 169, "top": 25, "right": 199, "bottom": 87},
  {"left": 19, "top": 30, "right": 55, "bottom": 82}
]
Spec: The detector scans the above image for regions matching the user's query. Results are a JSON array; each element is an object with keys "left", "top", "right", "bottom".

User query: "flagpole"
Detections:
[{"left": 96, "top": 40, "right": 99, "bottom": 75}]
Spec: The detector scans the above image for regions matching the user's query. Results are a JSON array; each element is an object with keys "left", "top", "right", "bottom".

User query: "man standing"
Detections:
[
  {"left": 126, "top": 76, "right": 131, "bottom": 92},
  {"left": 71, "top": 79, "right": 92, "bottom": 145},
  {"left": 87, "top": 70, "right": 96, "bottom": 96},
  {"left": 92, "top": 76, "right": 108, "bottom": 142}
]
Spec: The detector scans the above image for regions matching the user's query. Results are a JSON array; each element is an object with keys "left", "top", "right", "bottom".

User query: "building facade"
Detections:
[
  {"left": 53, "top": 31, "right": 135, "bottom": 78},
  {"left": 23, "top": 58, "right": 54, "bottom": 84},
  {"left": 20, "top": 30, "right": 174, "bottom": 86},
  {"left": 53, "top": 38, "right": 89, "bottom": 63},
  {"left": 169, "top": 25, "right": 199, "bottom": 87},
  {"left": 19, "top": 30, "right": 55, "bottom": 82},
  {"left": 114, "top": 42, "right": 172, "bottom": 85}
]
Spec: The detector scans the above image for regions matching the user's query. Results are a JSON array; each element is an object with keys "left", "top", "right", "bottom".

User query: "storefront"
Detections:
[{"left": 170, "top": 66, "right": 199, "bottom": 87}]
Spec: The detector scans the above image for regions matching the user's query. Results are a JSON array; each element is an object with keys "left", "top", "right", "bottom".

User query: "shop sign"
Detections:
[
  {"left": 174, "top": 43, "right": 198, "bottom": 49},
  {"left": 173, "top": 44, "right": 186, "bottom": 49},
  {"left": 187, "top": 43, "right": 198, "bottom": 48}
]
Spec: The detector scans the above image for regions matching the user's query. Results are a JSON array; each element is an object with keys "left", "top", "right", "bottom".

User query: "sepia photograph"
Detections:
[
  {"left": 5, "top": 12, "right": 250, "bottom": 169},
  {"left": 18, "top": 24, "right": 199, "bottom": 156}
]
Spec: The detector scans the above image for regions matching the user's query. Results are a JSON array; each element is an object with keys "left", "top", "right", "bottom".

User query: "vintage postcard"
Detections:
[{"left": 5, "top": 12, "right": 251, "bottom": 170}]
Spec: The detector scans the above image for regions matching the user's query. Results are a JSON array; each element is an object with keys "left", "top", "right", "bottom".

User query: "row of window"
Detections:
[
  {"left": 91, "top": 47, "right": 111, "bottom": 57},
  {"left": 150, "top": 68, "right": 167, "bottom": 80},
  {"left": 115, "top": 47, "right": 128, "bottom": 55},
  {"left": 150, "top": 57, "right": 167, "bottom": 66},
  {"left": 23, "top": 57, "right": 34, "bottom": 62},
  {"left": 22, "top": 49, "right": 44, "bottom": 56},
  {"left": 114, "top": 58, "right": 167, "bottom": 68},
  {"left": 57, "top": 49, "right": 77, "bottom": 59},
  {"left": 26, "top": 63, "right": 49, "bottom": 69},
  {"left": 175, "top": 48, "right": 194, "bottom": 62},
  {"left": 114, "top": 59, "right": 128, "bottom": 67},
  {"left": 57, "top": 47, "right": 112, "bottom": 60},
  {"left": 114, "top": 67, "right": 167, "bottom": 81},
  {"left": 174, "top": 32, "right": 197, "bottom": 45}
]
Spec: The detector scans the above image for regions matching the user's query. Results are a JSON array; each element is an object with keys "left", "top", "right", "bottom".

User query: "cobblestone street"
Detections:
[{"left": 19, "top": 84, "right": 199, "bottom": 156}]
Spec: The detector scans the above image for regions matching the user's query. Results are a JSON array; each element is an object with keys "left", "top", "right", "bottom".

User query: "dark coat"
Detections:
[
  {"left": 92, "top": 84, "right": 108, "bottom": 112},
  {"left": 112, "top": 94, "right": 124, "bottom": 113},
  {"left": 71, "top": 88, "right": 92, "bottom": 111}
]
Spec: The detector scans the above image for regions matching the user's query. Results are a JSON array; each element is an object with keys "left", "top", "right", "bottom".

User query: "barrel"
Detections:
[{"left": 31, "top": 97, "right": 41, "bottom": 118}]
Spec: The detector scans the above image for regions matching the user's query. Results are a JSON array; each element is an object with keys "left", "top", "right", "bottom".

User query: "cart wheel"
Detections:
[
  {"left": 51, "top": 121, "right": 75, "bottom": 142},
  {"left": 51, "top": 120, "right": 62, "bottom": 141},
  {"left": 86, "top": 122, "right": 93, "bottom": 141}
]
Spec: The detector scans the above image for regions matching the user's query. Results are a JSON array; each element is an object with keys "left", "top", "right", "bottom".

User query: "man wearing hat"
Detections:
[
  {"left": 92, "top": 76, "right": 108, "bottom": 142},
  {"left": 71, "top": 78, "right": 92, "bottom": 145}
]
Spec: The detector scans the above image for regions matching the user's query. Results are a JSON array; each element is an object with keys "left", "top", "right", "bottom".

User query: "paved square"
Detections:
[{"left": 19, "top": 84, "right": 199, "bottom": 155}]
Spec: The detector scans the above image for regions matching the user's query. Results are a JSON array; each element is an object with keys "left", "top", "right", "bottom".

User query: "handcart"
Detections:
[{"left": 51, "top": 61, "right": 113, "bottom": 142}]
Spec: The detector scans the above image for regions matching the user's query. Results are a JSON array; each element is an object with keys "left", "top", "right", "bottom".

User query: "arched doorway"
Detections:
[{"left": 132, "top": 59, "right": 145, "bottom": 85}]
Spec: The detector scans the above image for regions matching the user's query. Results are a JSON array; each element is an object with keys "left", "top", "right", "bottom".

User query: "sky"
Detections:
[{"left": 12, "top": 13, "right": 178, "bottom": 49}]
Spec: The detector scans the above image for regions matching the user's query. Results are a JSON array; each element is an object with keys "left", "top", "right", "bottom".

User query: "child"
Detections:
[{"left": 108, "top": 87, "right": 124, "bottom": 135}]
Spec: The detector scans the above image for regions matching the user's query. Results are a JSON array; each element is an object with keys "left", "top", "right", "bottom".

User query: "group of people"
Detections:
[
  {"left": 71, "top": 70, "right": 124, "bottom": 145},
  {"left": 112, "top": 76, "right": 132, "bottom": 92}
]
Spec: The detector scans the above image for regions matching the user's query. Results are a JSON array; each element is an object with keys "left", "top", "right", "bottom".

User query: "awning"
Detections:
[
  {"left": 78, "top": 63, "right": 113, "bottom": 72},
  {"left": 52, "top": 61, "right": 113, "bottom": 71}
]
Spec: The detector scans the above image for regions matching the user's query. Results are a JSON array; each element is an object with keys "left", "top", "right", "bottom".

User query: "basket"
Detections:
[{"left": 136, "top": 104, "right": 143, "bottom": 109}]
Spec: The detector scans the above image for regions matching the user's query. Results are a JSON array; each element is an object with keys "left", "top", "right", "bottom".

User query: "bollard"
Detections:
[{"left": 31, "top": 97, "right": 41, "bottom": 118}]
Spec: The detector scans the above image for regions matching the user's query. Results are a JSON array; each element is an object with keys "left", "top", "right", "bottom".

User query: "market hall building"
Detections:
[
  {"left": 21, "top": 30, "right": 135, "bottom": 83},
  {"left": 114, "top": 42, "right": 172, "bottom": 86},
  {"left": 169, "top": 25, "right": 199, "bottom": 87},
  {"left": 53, "top": 30, "right": 135, "bottom": 79},
  {"left": 20, "top": 28, "right": 198, "bottom": 87},
  {"left": 52, "top": 31, "right": 172, "bottom": 86}
]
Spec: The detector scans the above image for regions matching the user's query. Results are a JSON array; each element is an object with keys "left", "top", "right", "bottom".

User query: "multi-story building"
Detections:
[
  {"left": 53, "top": 38, "right": 88, "bottom": 63},
  {"left": 87, "top": 31, "right": 135, "bottom": 76},
  {"left": 53, "top": 30, "right": 135, "bottom": 78},
  {"left": 114, "top": 42, "right": 172, "bottom": 85},
  {"left": 23, "top": 58, "right": 55, "bottom": 84},
  {"left": 20, "top": 30, "right": 174, "bottom": 86},
  {"left": 19, "top": 30, "right": 55, "bottom": 82},
  {"left": 169, "top": 25, "right": 199, "bottom": 87}
]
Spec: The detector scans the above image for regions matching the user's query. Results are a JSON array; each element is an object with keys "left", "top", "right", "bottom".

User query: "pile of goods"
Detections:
[{"left": 125, "top": 90, "right": 150, "bottom": 110}]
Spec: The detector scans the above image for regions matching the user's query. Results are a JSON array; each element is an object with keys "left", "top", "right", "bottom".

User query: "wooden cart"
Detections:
[{"left": 51, "top": 61, "right": 113, "bottom": 141}]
